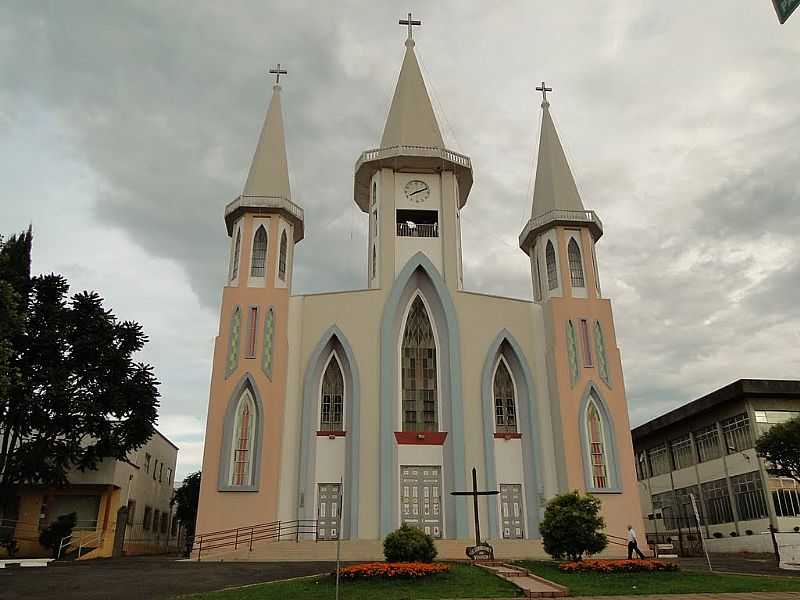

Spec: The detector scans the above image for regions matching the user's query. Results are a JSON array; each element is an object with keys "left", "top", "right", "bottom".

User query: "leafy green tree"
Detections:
[
  {"left": 383, "top": 524, "right": 437, "bottom": 563},
  {"left": 540, "top": 490, "right": 608, "bottom": 561},
  {"left": 0, "top": 229, "right": 160, "bottom": 490},
  {"left": 39, "top": 512, "right": 77, "bottom": 558},
  {"left": 172, "top": 470, "right": 201, "bottom": 554},
  {"left": 756, "top": 416, "right": 800, "bottom": 483}
]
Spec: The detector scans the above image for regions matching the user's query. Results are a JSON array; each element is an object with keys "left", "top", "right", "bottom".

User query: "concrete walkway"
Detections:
[{"left": 574, "top": 594, "right": 800, "bottom": 600}]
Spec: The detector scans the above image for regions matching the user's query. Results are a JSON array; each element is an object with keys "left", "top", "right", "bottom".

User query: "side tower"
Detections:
[
  {"left": 519, "top": 89, "right": 645, "bottom": 539},
  {"left": 196, "top": 75, "right": 303, "bottom": 534}
]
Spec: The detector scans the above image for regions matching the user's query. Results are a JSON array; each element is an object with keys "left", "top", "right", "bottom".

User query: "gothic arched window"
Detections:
[
  {"left": 230, "top": 228, "right": 242, "bottom": 281},
  {"left": 278, "top": 230, "right": 288, "bottom": 281},
  {"left": 372, "top": 244, "right": 377, "bottom": 280},
  {"left": 568, "top": 238, "right": 585, "bottom": 288},
  {"left": 320, "top": 355, "right": 344, "bottom": 431},
  {"left": 545, "top": 240, "right": 558, "bottom": 290},
  {"left": 493, "top": 359, "right": 517, "bottom": 433},
  {"left": 250, "top": 225, "right": 268, "bottom": 277},
  {"left": 401, "top": 296, "right": 438, "bottom": 432},
  {"left": 586, "top": 397, "right": 609, "bottom": 489},
  {"left": 231, "top": 389, "right": 256, "bottom": 486}
]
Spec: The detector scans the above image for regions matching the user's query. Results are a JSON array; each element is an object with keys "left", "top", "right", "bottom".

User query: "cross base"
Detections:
[{"left": 466, "top": 542, "right": 495, "bottom": 561}]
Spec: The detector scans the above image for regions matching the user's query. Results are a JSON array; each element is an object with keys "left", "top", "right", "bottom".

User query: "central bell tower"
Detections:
[{"left": 353, "top": 22, "right": 473, "bottom": 294}]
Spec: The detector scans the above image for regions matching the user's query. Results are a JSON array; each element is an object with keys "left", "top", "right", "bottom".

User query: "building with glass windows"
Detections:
[
  {"left": 632, "top": 379, "right": 800, "bottom": 551},
  {"left": 194, "top": 23, "right": 645, "bottom": 560}
]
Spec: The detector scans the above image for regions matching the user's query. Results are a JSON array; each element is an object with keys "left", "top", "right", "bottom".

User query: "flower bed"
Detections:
[
  {"left": 559, "top": 559, "right": 678, "bottom": 573},
  {"left": 336, "top": 561, "right": 450, "bottom": 579}
]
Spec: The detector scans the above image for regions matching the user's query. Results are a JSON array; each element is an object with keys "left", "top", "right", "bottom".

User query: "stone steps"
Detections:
[{"left": 478, "top": 563, "right": 568, "bottom": 598}]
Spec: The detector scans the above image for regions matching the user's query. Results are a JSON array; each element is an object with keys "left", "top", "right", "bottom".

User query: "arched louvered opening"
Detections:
[
  {"left": 401, "top": 295, "right": 438, "bottom": 432},
  {"left": 568, "top": 238, "right": 585, "bottom": 288},
  {"left": 250, "top": 225, "right": 268, "bottom": 277},
  {"left": 231, "top": 389, "right": 256, "bottom": 486},
  {"left": 230, "top": 229, "right": 242, "bottom": 281},
  {"left": 320, "top": 354, "right": 344, "bottom": 431},
  {"left": 587, "top": 396, "right": 609, "bottom": 489},
  {"left": 493, "top": 358, "right": 517, "bottom": 433},
  {"left": 545, "top": 240, "right": 558, "bottom": 290},
  {"left": 278, "top": 230, "right": 288, "bottom": 281}
]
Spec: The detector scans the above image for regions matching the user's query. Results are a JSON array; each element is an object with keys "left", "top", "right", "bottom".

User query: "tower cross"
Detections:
[
  {"left": 269, "top": 63, "right": 288, "bottom": 85},
  {"left": 399, "top": 12, "right": 422, "bottom": 40},
  {"left": 451, "top": 467, "right": 499, "bottom": 548},
  {"left": 536, "top": 81, "right": 553, "bottom": 104}
]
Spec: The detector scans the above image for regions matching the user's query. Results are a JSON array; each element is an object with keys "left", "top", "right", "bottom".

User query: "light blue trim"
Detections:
[
  {"left": 217, "top": 372, "right": 264, "bottom": 491},
  {"left": 379, "top": 252, "right": 467, "bottom": 538},
  {"left": 579, "top": 381, "right": 623, "bottom": 493},
  {"left": 481, "top": 330, "right": 543, "bottom": 540},
  {"left": 298, "top": 325, "right": 361, "bottom": 539}
]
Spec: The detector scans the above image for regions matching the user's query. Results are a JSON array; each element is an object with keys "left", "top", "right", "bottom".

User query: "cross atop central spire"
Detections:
[
  {"left": 399, "top": 12, "right": 421, "bottom": 44},
  {"left": 269, "top": 63, "right": 287, "bottom": 86},
  {"left": 536, "top": 81, "right": 553, "bottom": 107}
]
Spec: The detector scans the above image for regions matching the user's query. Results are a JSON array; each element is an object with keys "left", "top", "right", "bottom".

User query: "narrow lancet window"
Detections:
[
  {"left": 494, "top": 360, "right": 517, "bottom": 433},
  {"left": 230, "top": 229, "right": 242, "bottom": 281},
  {"left": 587, "top": 399, "right": 608, "bottom": 489},
  {"left": 250, "top": 225, "right": 267, "bottom": 277},
  {"left": 568, "top": 238, "right": 585, "bottom": 288},
  {"left": 231, "top": 390, "right": 256, "bottom": 486},
  {"left": 401, "top": 296, "right": 438, "bottom": 432},
  {"left": 278, "top": 230, "right": 288, "bottom": 281},
  {"left": 545, "top": 240, "right": 558, "bottom": 290},
  {"left": 320, "top": 355, "right": 344, "bottom": 431}
]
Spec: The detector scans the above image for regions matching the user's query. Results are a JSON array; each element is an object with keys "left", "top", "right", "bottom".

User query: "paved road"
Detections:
[
  {"left": 0, "top": 556, "right": 339, "bottom": 600},
  {"left": 677, "top": 553, "right": 800, "bottom": 577}
]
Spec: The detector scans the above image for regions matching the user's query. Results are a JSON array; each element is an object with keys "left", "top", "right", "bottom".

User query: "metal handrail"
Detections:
[
  {"left": 77, "top": 531, "right": 104, "bottom": 558},
  {"left": 57, "top": 534, "right": 73, "bottom": 559},
  {"left": 193, "top": 519, "right": 318, "bottom": 560}
]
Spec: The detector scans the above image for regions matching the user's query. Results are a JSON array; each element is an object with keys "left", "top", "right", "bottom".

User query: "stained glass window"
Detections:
[
  {"left": 262, "top": 308, "right": 274, "bottom": 379},
  {"left": 250, "top": 225, "right": 267, "bottom": 277},
  {"left": 402, "top": 296, "right": 438, "bottom": 432},
  {"left": 320, "top": 355, "right": 344, "bottom": 431},
  {"left": 594, "top": 321, "right": 610, "bottom": 386},
  {"left": 231, "top": 390, "right": 255, "bottom": 486},
  {"left": 568, "top": 238, "right": 585, "bottom": 288},
  {"left": 230, "top": 229, "right": 241, "bottom": 281},
  {"left": 545, "top": 240, "right": 558, "bottom": 290},
  {"left": 226, "top": 307, "right": 241, "bottom": 378},
  {"left": 587, "top": 399, "right": 608, "bottom": 489},
  {"left": 566, "top": 321, "right": 579, "bottom": 385},
  {"left": 278, "top": 230, "right": 288, "bottom": 281},
  {"left": 494, "top": 360, "right": 517, "bottom": 433}
]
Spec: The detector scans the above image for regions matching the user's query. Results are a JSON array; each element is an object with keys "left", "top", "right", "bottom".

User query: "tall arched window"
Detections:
[
  {"left": 372, "top": 244, "right": 377, "bottom": 280},
  {"left": 545, "top": 240, "right": 558, "bottom": 290},
  {"left": 225, "top": 307, "right": 241, "bottom": 378},
  {"left": 566, "top": 320, "right": 579, "bottom": 386},
  {"left": 594, "top": 321, "right": 610, "bottom": 386},
  {"left": 250, "top": 225, "right": 267, "bottom": 277},
  {"left": 401, "top": 296, "right": 437, "bottom": 432},
  {"left": 229, "top": 229, "right": 242, "bottom": 281},
  {"left": 278, "top": 230, "right": 288, "bottom": 281},
  {"left": 567, "top": 238, "right": 585, "bottom": 288},
  {"left": 493, "top": 359, "right": 517, "bottom": 433},
  {"left": 231, "top": 390, "right": 256, "bottom": 486},
  {"left": 586, "top": 398, "right": 608, "bottom": 489},
  {"left": 320, "top": 355, "right": 344, "bottom": 431}
]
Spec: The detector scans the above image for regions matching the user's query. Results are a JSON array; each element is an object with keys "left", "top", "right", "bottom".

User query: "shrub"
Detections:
[
  {"left": 337, "top": 562, "right": 449, "bottom": 579},
  {"left": 745, "top": 529, "right": 754, "bottom": 536},
  {"left": 383, "top": 524, "right": 437, "bottom": 563},
  {"left": 39, "top": 512, "right": 77, "bottom": 558},
  {"left": 713, "top": 532, "right": 723, "bottom": 539},
  {"left": 794, "top": 526, "right": 799, "bottom": 533},
  {"left": 560, "top": 559, "right": 678, "bottom": 573},
  {"left": 540, "top": 491, "right": 607, "bottom": 561},
  {"left": 730, "top": 531, "right": 738, "bottom": 537},
  {"left": 0, "top": 532, "right": 19, "bottom": 557}
]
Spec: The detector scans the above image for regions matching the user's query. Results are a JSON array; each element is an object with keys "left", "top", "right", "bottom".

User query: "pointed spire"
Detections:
[
  {"left": 243, "top": 83, "right": 291, "bottom": 199},
  {"left": 530, "top": 98, "right": 584, "bottom": 217},
  {"left": 380, "top": 38, "right": 444, "bottom": 148}
]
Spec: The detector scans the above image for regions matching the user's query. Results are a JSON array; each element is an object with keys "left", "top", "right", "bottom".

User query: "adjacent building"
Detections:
[
  {"left": 2, "top": 428, "right": 180, "bottom": 558},
  {"left": 632, "top": 379, "right": 800, "bottom": 551}
]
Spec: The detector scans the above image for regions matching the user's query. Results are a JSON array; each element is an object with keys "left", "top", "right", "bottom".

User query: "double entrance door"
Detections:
[
  {"left": 401, "top": 466, "right": 442, "bottom": 538},
  {"left": 316, "top": 483, "right": 341, "bottom": 540},
  {"left": 499, "top": 483, "right": 524, "bottom": 539}
]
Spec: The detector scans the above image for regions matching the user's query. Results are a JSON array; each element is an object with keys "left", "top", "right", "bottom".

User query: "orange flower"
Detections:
[
  {"left": 336, "top": 562, "right": 450, "bottom": 579},
  {"left": 558, "top": 559, "right": 678, "bottom": 573}
]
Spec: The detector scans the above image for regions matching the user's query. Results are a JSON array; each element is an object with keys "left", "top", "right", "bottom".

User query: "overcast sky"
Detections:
[{"left": 2, "top": 2, "right": 799, "bottom": 480}]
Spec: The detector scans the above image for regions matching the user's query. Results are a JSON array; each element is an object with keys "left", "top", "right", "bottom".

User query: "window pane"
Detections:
[{"left": 401, "top": 297, "right": 438, "bottom": 432}]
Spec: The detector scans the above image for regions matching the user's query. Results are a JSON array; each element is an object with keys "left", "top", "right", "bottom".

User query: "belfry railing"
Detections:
[{"left": 192, "top": 519, "right": 318, "bottom": 561}]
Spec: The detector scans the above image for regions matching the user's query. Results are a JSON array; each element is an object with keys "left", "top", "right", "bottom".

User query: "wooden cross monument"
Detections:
[{"left": 451, "top": 467, "right": 498, "bottom": 559}]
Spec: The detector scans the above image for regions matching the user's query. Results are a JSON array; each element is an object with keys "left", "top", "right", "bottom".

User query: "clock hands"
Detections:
[{"left": 409, "top": 188, "right": 427, "bottom": 197}]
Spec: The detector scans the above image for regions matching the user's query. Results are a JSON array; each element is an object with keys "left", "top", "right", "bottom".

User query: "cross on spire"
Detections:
[
  {"left": 536, "top": 81, "right": 553, "bottom": 106},
  {"left": 399, "top": 12, "right": 422, "bottom": 41},
  {"left": 269, "top": 63, "right": 288, "bottom": 85}
]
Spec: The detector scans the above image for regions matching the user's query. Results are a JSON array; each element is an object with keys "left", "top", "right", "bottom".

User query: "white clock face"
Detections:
[{"left": 404, "top": 179, "right": 430, "bottom": 203}]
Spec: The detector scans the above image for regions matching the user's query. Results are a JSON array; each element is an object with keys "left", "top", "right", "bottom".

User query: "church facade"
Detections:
[{"left": 196, "top": 29, "right": 644, "bottom": 552}]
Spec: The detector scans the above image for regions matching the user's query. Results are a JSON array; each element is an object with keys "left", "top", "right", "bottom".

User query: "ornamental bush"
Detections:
[
  {"left": 383, "top": 524, "right": 437, "bottom": 563},
  {"left": 337, "top": 562, "right": 449, "bottom": 579},
  {"left": 559, "top": 559, "right": 678, "bottom": 573},
  {"left": 539, "top": 491, "right": 607, "bottom": 561},
  {"left": 39, "top": 512, "right": 77, "bottom": 558}
]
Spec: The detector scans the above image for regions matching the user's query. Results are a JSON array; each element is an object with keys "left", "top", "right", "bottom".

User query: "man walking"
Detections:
[{"left": 627, "top": 525, "right": 646, "bottom": 559}]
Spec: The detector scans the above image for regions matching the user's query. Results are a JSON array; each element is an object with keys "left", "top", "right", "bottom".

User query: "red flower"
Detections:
[{"left": 335, "top": 562, "right": 450, "bottom": 579}]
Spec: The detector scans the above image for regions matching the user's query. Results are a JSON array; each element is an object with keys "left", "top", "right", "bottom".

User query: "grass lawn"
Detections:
[
  {"left": 177, "top": 562, "right": 521, "bottom": 600},
  {"left": 517, "top": 560, "right": 800, "bottom": 596}
]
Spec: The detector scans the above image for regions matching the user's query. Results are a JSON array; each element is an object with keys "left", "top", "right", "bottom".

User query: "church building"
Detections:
[{"left": 196, "top": 20, "right": 645, "bottom": 559}]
